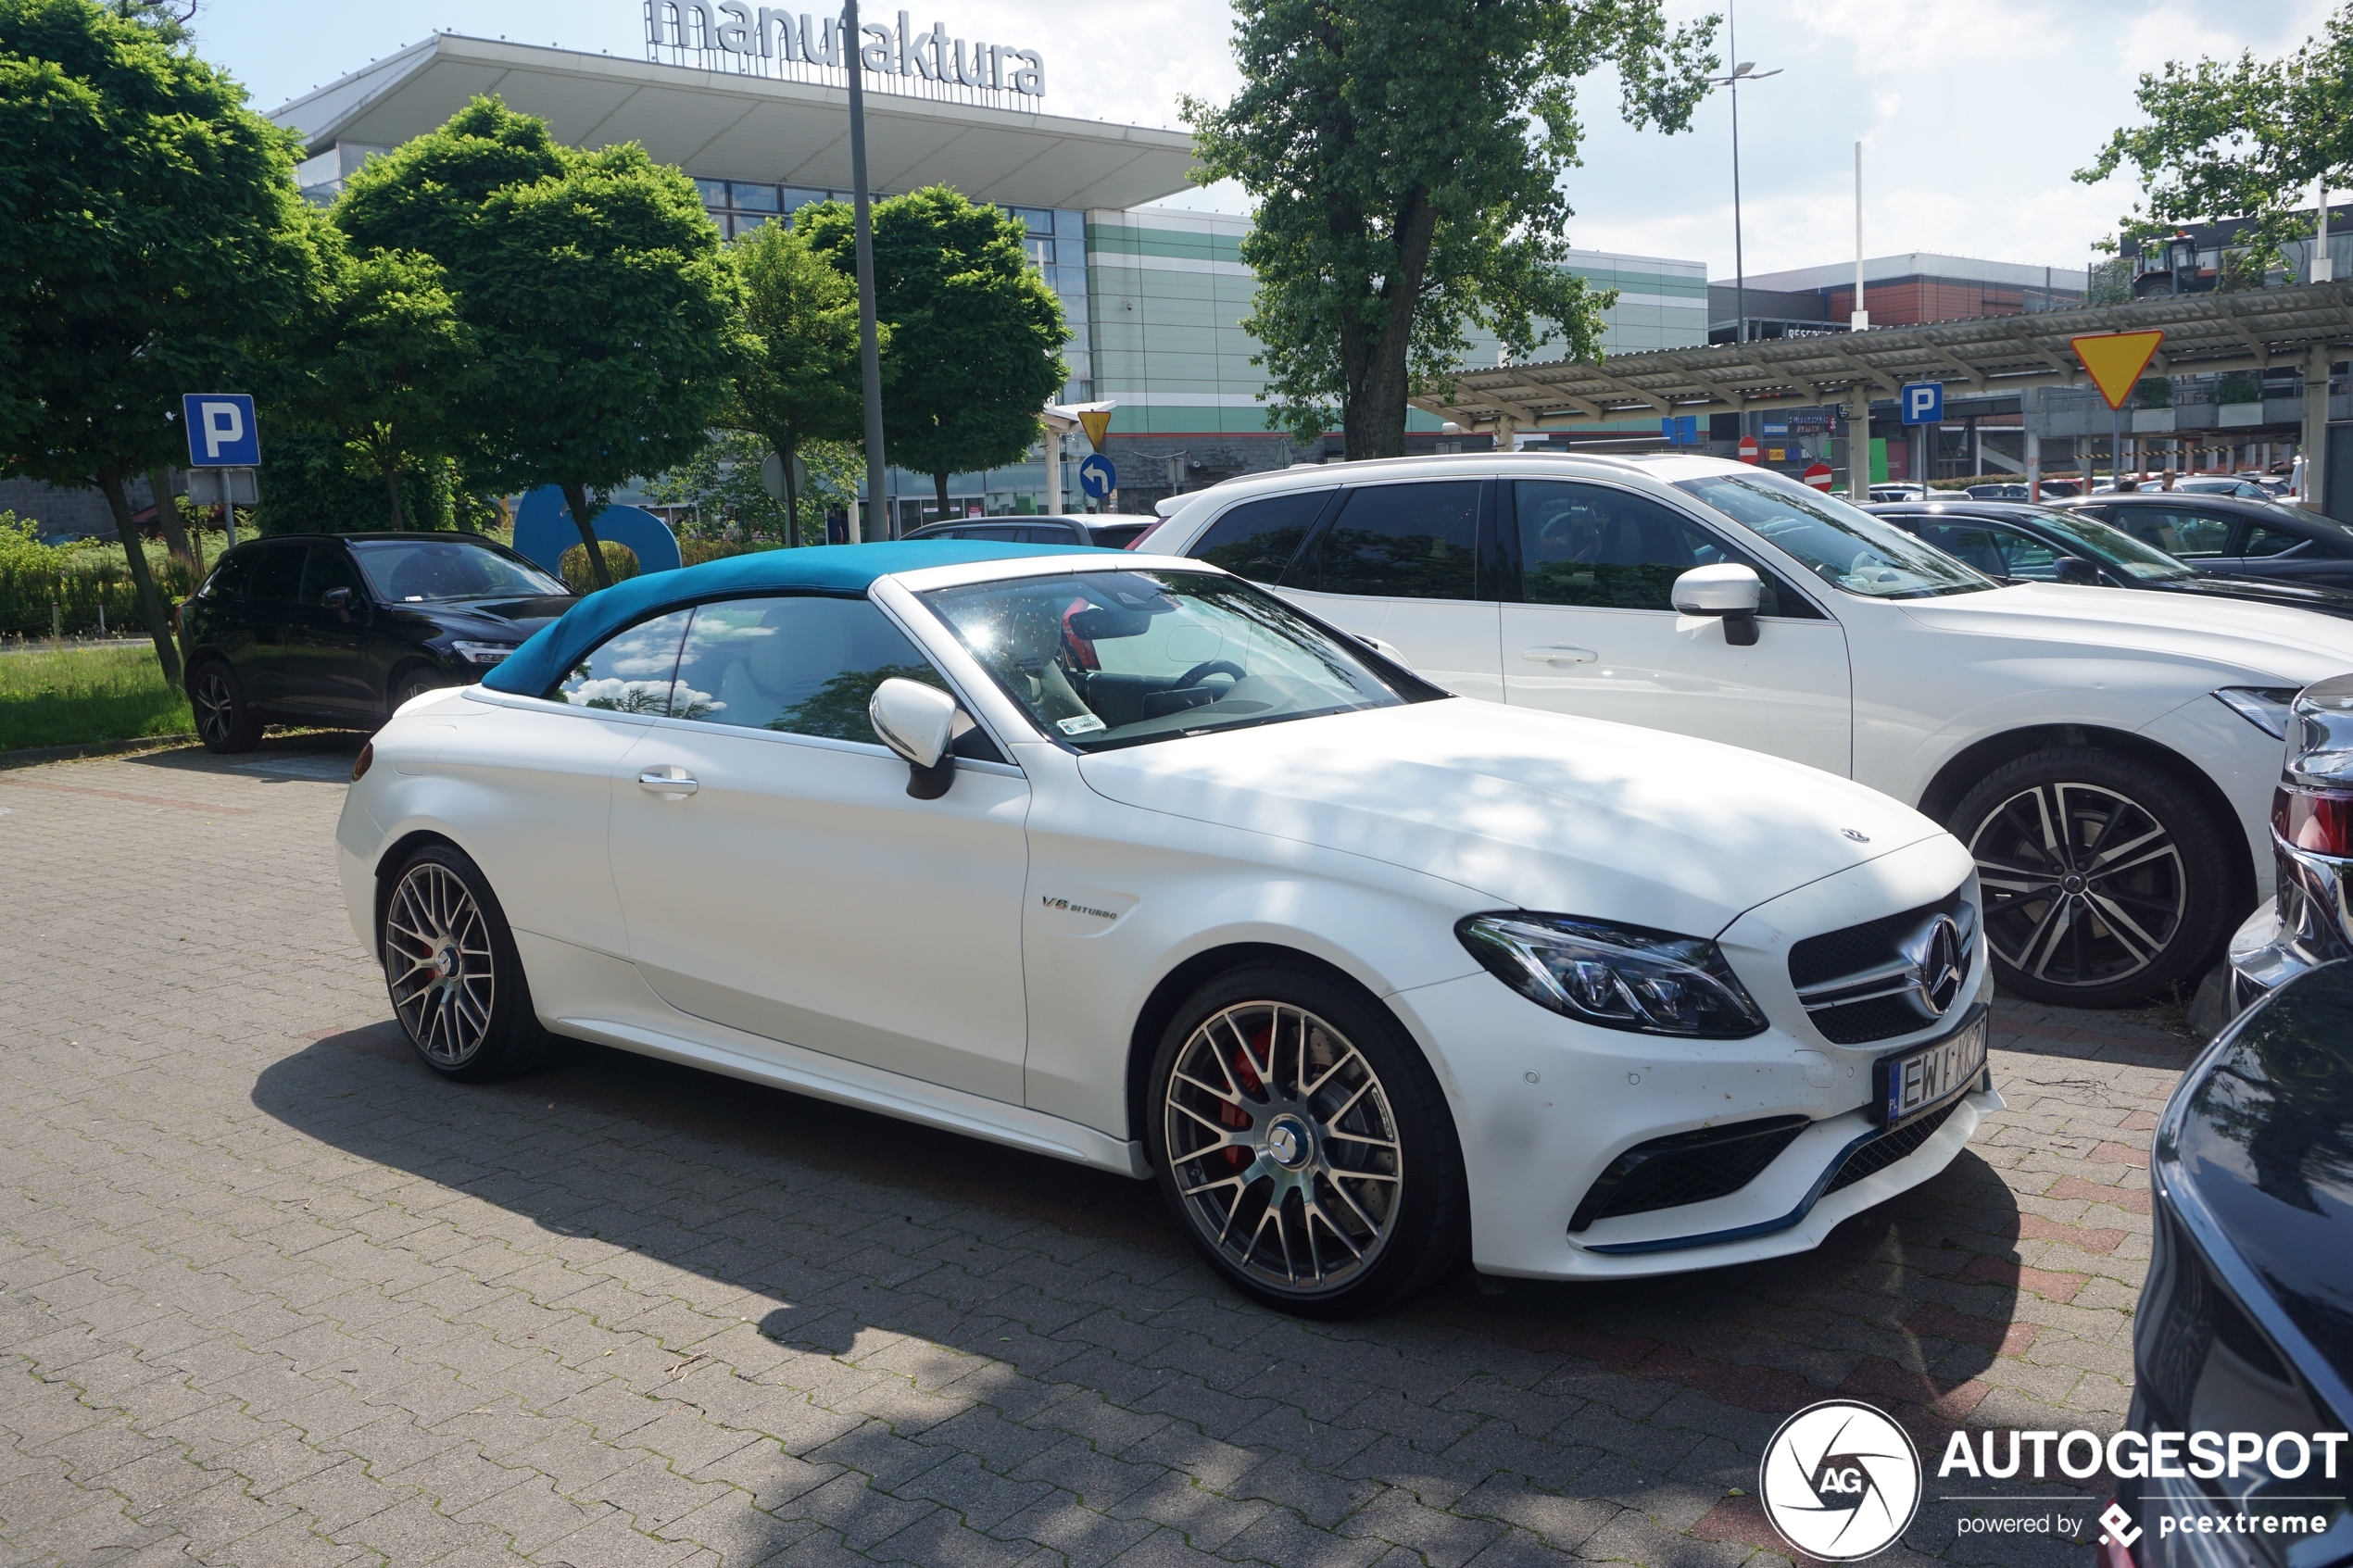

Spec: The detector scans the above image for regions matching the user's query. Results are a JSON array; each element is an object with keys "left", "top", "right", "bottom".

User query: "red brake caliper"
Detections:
[{"left": 1221, "top": 1025, "right": 1266, "bottom": 1168}]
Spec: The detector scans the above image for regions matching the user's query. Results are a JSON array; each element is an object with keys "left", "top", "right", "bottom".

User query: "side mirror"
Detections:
[
  {"left": 322, "top": 585, "right": 360, "bottom": 621},
  {"left": 869, "top": 677, "right": 959, "bottom": 799},
  {"left": 2052, "top": 556, "right": 2103, "bottom": 586},
  {"left": 1670, "top": 563, "right": 1763, "bottom": 647}
]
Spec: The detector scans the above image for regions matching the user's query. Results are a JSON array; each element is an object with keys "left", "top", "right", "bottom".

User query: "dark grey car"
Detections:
[{"left": 2061, "top": 493, "right": 2353, "bottom": 591}]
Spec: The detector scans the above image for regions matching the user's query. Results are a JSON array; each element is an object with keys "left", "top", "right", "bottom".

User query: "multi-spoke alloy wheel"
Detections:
[
  {"left": 192, "top": 663, "right": 258, "bottom": 753},
  {"left": 384, "top": 860, "right": 497, "bottom": 1069},
  {"left": 1162, "top": 998, "right": 1404, "bottom": 1298},
  {"left": 1951, "top": 747, "right": 2233, "bottom": 1007}
]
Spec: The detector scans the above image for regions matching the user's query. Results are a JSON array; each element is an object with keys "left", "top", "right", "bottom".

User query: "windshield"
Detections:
[
  {"left": 920, "top": 569, "right": 1415, "bottom": 751},
  {"left": 1677, "top": 472, "right": 1995, "bottom": 597},
  {"left": 350, "top": 538, "right": 567, "bottom": 603},
  {"left": 2012, "top": 506, "right": 2196, "bottom": 581}
]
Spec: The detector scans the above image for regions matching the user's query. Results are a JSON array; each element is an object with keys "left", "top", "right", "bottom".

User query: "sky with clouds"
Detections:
[{"left": 202, "top": 0, "right": 2335, "bottom": 284}]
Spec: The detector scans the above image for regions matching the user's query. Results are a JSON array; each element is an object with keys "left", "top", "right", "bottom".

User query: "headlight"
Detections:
[
  {"left": 1456, "top": 913, "right": 1768, "bottom": 1038},
  {"left": 2213, "top": 686, "right": 2300, "bottom": 739},
  {"left": 448, "top": 640, "right": 516, "bottom": 666}
]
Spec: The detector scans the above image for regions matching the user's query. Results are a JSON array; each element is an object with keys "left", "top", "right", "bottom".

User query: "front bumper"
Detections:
[{"left": 2221, "top": 837, "right": 2352, "bottom": 1019}]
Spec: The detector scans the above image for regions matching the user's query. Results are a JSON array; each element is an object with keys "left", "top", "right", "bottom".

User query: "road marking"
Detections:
[{"left": 0, "top": 778, "right": 255, "bottom": 813}]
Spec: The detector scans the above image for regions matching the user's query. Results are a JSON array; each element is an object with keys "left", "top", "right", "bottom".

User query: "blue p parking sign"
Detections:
[
  {"left": 182, "top": 393, "right": 259, "bottom": 467},
  {"left": 1900, "top": 383, "right": 1944, "bottom": 426}
]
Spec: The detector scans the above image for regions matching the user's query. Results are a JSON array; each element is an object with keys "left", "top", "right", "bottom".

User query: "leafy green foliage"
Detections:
[
  {"left": 252, "top": 427, "right": 472, "bottom": 535},
  {"left": 724, "top": 216, "right": 864, "bottom": 537},
  {"left": 0, "top": 0, "right": 322, "bottom": 675},
  {"left": 644, "top": 429, "right": 863, "bottom": 547},
  {"left": 559, "top": 540, "right": 640, "bottom": 595},
  {"left": 271, "top": 244, "right": 478, "bottom": 529},
  {"left": 336, "top": 95, "right": 749, "bottom": 586},
  {"left": 799, "top": 188, "right": 1066, "bottom": 509},
  {"left": 0, "top": 513, "right": 208, "bottom": 637},
  {"left": 0, "top": 642, "right": 191, "bottom": 752},
  {"left": 1181, "top": 0, "right": 1717, "bottom": 457},
  {"left": 2078, "top": 2, "right": 2353, "bottom": 281}
]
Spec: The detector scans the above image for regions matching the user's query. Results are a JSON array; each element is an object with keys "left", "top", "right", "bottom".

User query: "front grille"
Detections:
[
  {"left": 1789, "top": 885, "right": 1973, "bottom": 1046},
  {"left": 1823, "top": 1100, "right": 1958, "bottom": 1194},
  {"left": 1569, "top": 1115, "right": 1809, "bottom": 1232}
]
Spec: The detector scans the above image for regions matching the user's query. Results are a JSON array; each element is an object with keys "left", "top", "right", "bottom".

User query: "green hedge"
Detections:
[{"left": 0, "top": 515, "right": 209, "bottom": 639}]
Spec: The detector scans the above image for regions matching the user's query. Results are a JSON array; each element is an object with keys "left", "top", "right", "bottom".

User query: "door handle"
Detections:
[
  {"left": 1521, "top": 646, "right": 1598, "bottom": 665},
  {"left": 638, "top": 770, "right": 698, "bottom": 796}
]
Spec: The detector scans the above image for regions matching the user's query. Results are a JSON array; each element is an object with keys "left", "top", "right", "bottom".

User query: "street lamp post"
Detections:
[
  {"left": 843, "top": 0, "right": 887, "bottom": 542},
  {"left": 1708, "top": 5, "right": 1779, "bottom": 346}
]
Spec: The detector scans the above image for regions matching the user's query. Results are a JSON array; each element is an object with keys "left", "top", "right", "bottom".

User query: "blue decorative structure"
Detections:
[{"left": 510, "top": 486, "right": 684, "bottom": 581}]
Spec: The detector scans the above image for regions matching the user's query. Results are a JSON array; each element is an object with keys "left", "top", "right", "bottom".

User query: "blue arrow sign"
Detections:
[
  {"left": 1900, "top": 382, "right": 1944, "bottom": 426},
  {"left": 1078, "top": 453, "right": 1116, "bottom": 499},
  {"left": 182, "top": 393, "right": 259, "bottom": 467}
]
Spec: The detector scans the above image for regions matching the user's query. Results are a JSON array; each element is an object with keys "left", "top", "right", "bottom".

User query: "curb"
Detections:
[{"left": 0, "top": 733, "right": 199, "bottom": 771}]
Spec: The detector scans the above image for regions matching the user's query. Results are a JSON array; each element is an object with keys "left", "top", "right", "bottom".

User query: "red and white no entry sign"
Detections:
[
  {"left": 1803, "top": 461, "right": 1834, "bottom": 490},
  {"left": 1737, "top": 435, "right": 1761, "bottom": 464}
]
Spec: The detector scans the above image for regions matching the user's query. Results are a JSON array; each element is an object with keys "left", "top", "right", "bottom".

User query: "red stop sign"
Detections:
[
  {"left": 1803, "top": 461, "right": 1834, "bottom": 490},
  {"left": 1737, "top": 435, "right": 1761, "bottom": 464}
]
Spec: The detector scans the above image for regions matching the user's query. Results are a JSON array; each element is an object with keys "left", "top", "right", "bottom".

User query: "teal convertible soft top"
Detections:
[{"left": 480, "top": 540, "right": 1110, "bottom": 698}]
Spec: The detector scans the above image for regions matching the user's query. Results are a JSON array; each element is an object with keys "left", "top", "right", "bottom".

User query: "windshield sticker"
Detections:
[{"left": 1058, "top": 714, "right": 1108, "bottom": 735}]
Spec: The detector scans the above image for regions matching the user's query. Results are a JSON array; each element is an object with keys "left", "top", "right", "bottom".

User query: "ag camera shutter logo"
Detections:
[{"left": 1760, "top": 1399, "right": 1922, "bottom": 1560}]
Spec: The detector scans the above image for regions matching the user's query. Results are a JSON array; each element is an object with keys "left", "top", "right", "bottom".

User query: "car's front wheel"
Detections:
[
  {"left": 380, "top": 844, "right": 560, "bottom": 1081},
  {"left": 1148, "top": 964, "right": 1466, "bottom": 1317},
  {"left": 386, "top": 667, "right": 447, "bottom": 721},
  {"left": 1952, "top": 746, "right": 2237, "bottom": 1007},
  {"left": 190, "top": 660, "right": 261, "bottom": 753}
]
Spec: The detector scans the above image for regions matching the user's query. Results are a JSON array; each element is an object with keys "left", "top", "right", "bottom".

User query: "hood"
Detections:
[
  {"left": 2161, "top": 960, "right": 2353, "bottom": 1416},
  {"left": 1076, "top": 699, "right": 1946, "bottom": 938},
  {"left": 395, "top": 595, "right": 577, "bottom": 638},
  {"left": 1898, "top": 582, "right": 2353, "bottom": 686}
]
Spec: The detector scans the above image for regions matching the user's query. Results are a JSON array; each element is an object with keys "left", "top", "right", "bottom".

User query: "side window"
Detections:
[
  {"left": 551, "top": 609, "right": 692, "bottom": 713},
  {"left": 245, "top": 545, "right": 305, "bottom": 605},
  {"left": 2242, "top": 524, "right": 2308, "bottom": 558},
  {"left": 1512, "top": 481, "right": 1812, "bottom": 616},
  {"left": 1911, "top": 524, "right": 2014, "bottom": 580},
  {"left": 1189, "top": 490, "right": 1331, "bottom": 583},
  {"left": 205, "top": 549, "right": 258, "bottom": 599},
  {"left": 669, "top": 596, "right": 946, "bottom": 741},
  {"left": 297, "top": 546, "right": 362, "bottom": 607},
  {"left": 1305, "top": 482, "right": 1480, "bottom": 598},
  {"left": 2128, "top": 508, "right": 2233, "bottom": 558}
]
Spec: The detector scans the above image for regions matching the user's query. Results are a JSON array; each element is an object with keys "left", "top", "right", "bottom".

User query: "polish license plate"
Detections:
[{"left": 1875, "top": 1013, "right": 1987, "bottom": 1126}]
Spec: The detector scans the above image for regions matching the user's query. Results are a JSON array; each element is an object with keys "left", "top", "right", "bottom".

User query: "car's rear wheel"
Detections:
[
  {"left": 190, "top": 660, "right": 261, "bottom": 753},
  {"left": 1952, "top": 746, "right": 2236, "bottom": 1008},
  {"left": 1149, "top": 964, "right": 1465, "bottom": 1317},
  {"left": 380, "top": 844, "right": 559, "bottom": 1081}
]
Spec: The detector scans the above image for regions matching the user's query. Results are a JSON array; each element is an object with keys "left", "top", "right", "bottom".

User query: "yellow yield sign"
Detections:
[
  {"left": 2070, "top": 330, "right": 2166, "bottom": 410},
  {"left": 1076, "top": 407, "right": 1114, "bottom": 450}
]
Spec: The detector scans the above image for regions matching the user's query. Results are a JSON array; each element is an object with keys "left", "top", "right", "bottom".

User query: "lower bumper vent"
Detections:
[
  {"left": 1824, "top": 1100, "right": 1960, "bottom": 1195},
  {"left": 1569, "top": 1115, "right": 1809, "bottom": 1232}
]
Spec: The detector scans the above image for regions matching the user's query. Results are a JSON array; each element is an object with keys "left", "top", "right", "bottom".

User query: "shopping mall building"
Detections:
[{"left": 263, "top": 26, "right": 1708, "bottom": 524}]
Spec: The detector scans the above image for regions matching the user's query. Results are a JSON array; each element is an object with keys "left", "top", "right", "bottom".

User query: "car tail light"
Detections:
[
  {"left": 2273, "top": 674, "right": 2353, "bottom": 859},
  {"left": 351, "top": 742, "right": 373, "bottom": 783}
]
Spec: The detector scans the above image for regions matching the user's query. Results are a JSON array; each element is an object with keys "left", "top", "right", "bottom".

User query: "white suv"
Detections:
[{"left": 1151, "top": 453, "right": 2353, "bottom": 1007}]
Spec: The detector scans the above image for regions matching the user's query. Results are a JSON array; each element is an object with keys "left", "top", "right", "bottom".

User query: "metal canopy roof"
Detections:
[
  {"left": 269, "top": 33, "right": 1200, "bottom": 212},
  {"left": 1412, "top": 281, "right": 2353, "bottom": 431}
]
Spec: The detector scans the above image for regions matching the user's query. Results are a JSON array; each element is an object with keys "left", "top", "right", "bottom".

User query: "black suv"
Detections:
[{"left": 179, "top": 533, "right": 574, "bottom": 752}]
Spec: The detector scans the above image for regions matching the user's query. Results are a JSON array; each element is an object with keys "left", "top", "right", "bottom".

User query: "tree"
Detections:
[
  {"left": 645, "top": 429, "right": 864, "bottom": 546},
  {"left": 800, "top": 187, "right": 1067, "bottom": 518},
  {"left": 1181, "top": 0, "right": 1718, "bottom": 459},
  {"left": 2079, "top": 2, "right": 2353, "bottom": 282},
  {"left": 0, "top": 0, "right": 321, "bottom": 682},
  {"left": 277, "top": 244, "right": 477, "bottom": 529},
  {"left": 725, "top": 216, "right": 863, "bottom": 545},
  {"left": 337, "top": 96, "right": 748, "bottom": 588}
]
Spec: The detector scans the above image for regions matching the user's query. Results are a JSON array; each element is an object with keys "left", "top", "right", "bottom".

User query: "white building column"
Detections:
[
  {"left": 2305, "top": 345, "right": 2334, "bottom": 514},
  {"left": 1847, "top": 383, "right": 1872, "bottom": 500}
]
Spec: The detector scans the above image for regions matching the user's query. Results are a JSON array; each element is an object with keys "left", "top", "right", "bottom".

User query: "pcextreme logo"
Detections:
[{"left": 1759, "top": 1400, "right": 1923, "bottom": 1561}]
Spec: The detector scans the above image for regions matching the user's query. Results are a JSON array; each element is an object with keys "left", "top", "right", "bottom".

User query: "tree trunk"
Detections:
[
  {"left": 1343, "top": 188, "right": 1441, "bottom": 461},
  {"left": 934, "top": 469, "right": 951, "bottom": 521},
  {"left": 780, "top": 437, "right": 800, "bottom": 547},
  {"left": 382, "top": 465, "right": 408, "bottom": 531},
  {"left": 145, "top": 465, "right": 197, "bottom": 571},
  {"left": 94, "top": 468, "right": 182, "bottom": 684},
  {"left": 558, "top": 481, "right": 614, "bottom": 591}
]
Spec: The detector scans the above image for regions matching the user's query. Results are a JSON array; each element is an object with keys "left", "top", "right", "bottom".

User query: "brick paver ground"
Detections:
[{"left": 0, "top": 738, "right": 2199, "bottom": 1568}]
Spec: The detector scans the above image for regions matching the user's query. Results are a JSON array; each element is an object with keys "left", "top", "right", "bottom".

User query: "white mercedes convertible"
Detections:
[{"left": 338, "top": 542, "right": 1998, "bottom": 1315}]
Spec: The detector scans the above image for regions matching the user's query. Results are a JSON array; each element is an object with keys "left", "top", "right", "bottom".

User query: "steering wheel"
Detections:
[{"left": 1174, "top": 659, "right": 1246, "bottom": 690}]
